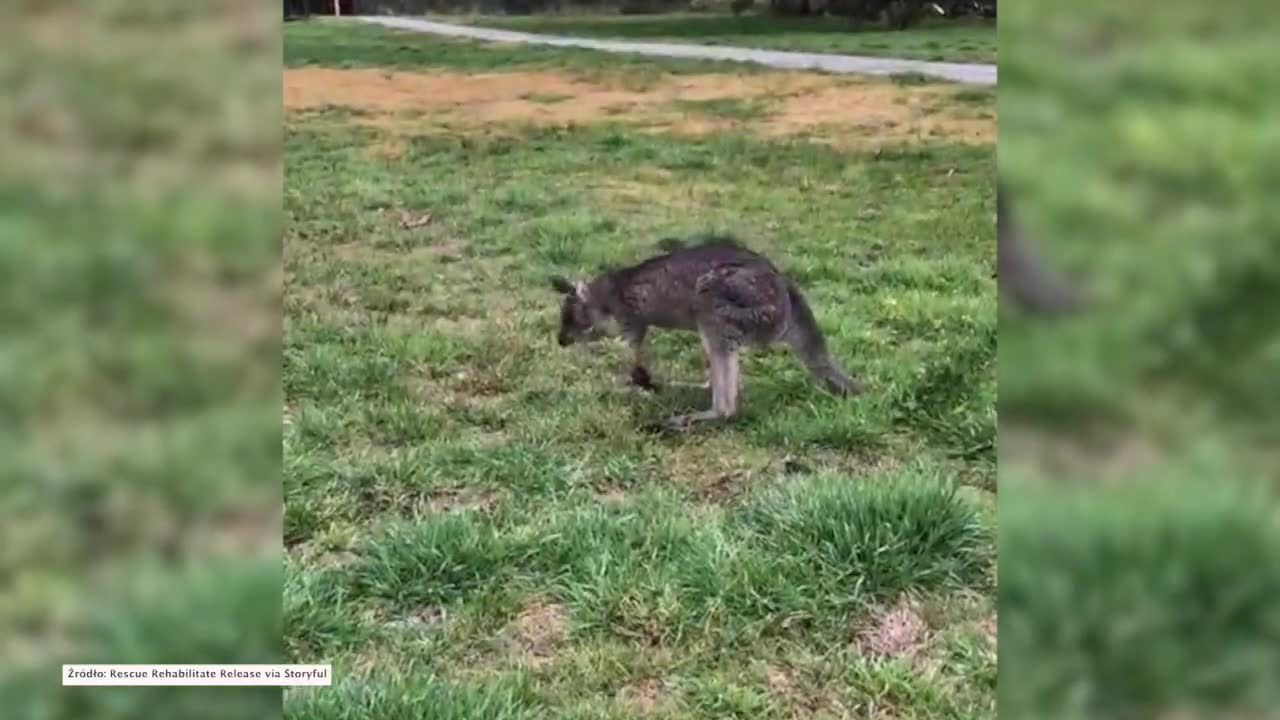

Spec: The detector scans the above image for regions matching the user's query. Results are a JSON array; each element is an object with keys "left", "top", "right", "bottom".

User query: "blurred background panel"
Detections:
[
  {"left": 999, "top": 0, "right": 1280, "bottom": 718},
  {"left": 0, "top": 1, "right": 283, "bottom": 718}
]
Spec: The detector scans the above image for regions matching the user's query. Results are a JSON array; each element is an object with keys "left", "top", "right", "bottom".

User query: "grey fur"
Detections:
[
  {"left": 552, "top": 235, "right": 862, "bottom": 429},
  {"left": 997, "top": 183, "right": 1085, "bottom": 316}
]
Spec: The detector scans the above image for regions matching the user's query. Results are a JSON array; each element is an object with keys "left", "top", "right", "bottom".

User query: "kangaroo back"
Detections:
[{"left": 784, "top": 281, "right": 863, "bottom": 396}]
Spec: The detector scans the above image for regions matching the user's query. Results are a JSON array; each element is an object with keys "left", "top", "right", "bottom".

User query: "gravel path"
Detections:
[{"left": 354, "top": 16, "right": 997, "bottom": 85}]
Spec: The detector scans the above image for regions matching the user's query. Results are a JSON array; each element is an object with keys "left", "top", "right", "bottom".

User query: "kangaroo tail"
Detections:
[
  {"left": 997, "top": 184, "right": 1085, "bottom": 316},
  {"left": 785, "top": 281, "right": 863, "bottom": 396}
]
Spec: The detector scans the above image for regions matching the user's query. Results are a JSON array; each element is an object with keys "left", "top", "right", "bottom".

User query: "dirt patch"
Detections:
[
  {"left": 698, "top": 472, "right": 747, "bottom": 504},
  {"left": 664, "top": 445, "right": 896, "bottom": 506},
  {"left": 1000, "top": 422, "right": 1164, "bottom": 482},
  {"left": 775, "top": 450, "right": 899, "bottom": 479},
  {"left": 659, "top": 435, "right": 767, "bottom": 497},
  {"left": 976, "top": 614, "right": 997, "bottom": 645},
  {"left": 408, "top": 374, "right": 510, "bottom": 415},
  {"left": 423, "top": 237, "right": 467, "bottom": 262},
  {"left": 766, "top": 665, "right": 797, "bottom": 696},
  {"left": 428, "top": 487, "right": 499, "bottom": 514},
  {"left": 328, "top": 229, "right": 462, "bottom": 265},
  {"left": 284, "top": 67, "right": 995, "bottom": 148},
  {"left": 617, "top": 678, "right": 669, "bottom": 714},
  {"left": 194, "top": 507, "right": 282, "bottom": 558},
  {"left": 394, "top": 209, "right": 434, "bottom": 229},
  {"left": 429, "top": 316, "right": 489, "bottom": 337},
  {"left": 167, "top": 256, "right": 279, "bottom": 364},
  {"left": 315, "top": 549, "right": 359, "bottom": 568},
  {"left": 503, "top": 601, "right": 570, "bottom": 667},
  {"left": 286, "top": 68, "right": 646, "bottom": 124},
  {"left": 764, "top": 83, "right": 994, "bottom": 145},
  {"left": 854, "top": 599, "right": 930, "bottom": 661},
  {"left": 597, "top": 487, "right": 628, "bottom": 504},
  {"left": 764, "top": 664, "right": 851, "bottom": 718},
  {"left": 386, "top": 606, "right": 447, "bottom": 632}
]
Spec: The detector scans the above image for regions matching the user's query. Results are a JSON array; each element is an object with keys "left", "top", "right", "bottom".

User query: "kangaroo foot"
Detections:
[{"left": 664, "top": 409, "right": 724, "bottom": 431}]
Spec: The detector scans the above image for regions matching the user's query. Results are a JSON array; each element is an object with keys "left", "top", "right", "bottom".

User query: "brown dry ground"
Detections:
[{"left": 284, "top": 66, "right": 995, "bottom": 153}]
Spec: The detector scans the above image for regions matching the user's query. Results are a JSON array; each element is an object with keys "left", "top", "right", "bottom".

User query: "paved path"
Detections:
[{"left": 354, "top": 16, "right": 996, "bottom": 85}]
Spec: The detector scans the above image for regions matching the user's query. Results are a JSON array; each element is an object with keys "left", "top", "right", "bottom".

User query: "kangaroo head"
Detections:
[{"left": 550, "top": 276, "right": 613, "bottom": 347}]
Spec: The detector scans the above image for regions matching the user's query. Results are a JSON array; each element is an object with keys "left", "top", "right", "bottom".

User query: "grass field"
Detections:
[
  {"left": 2, "top": 3, "right": 281, "bottom": 719},
  {"left": 999, "top": 1, "right": 1280, "bottom": 717},
  {"left": 449, "top": 13, "right": 997, "bottom": 64},
  {"left": 285, "top": 20, "right": 995, "bottom": 720}
]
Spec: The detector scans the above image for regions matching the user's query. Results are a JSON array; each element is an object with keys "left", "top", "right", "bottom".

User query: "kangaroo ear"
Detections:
[
  {"left": 574, "top": 281, "right": 590, "bottom": 302},
  {"left": 550, "top": 276, "right": 575, "bottom": 295}
]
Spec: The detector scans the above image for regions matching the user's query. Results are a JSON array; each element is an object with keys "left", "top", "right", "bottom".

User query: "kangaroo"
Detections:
[
  {"left": 550, "top": 235, "right": 863, "bottom": 430},
  {"left": 997, "top": 182, "right": 1085, "bottom": 316}
]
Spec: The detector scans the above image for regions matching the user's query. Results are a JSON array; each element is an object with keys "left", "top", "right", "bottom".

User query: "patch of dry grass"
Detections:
[{"left": 284, "top": 66, "right": 995, "bottom": 155}]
